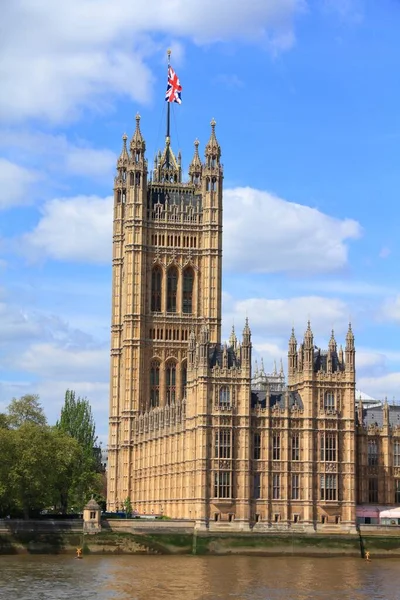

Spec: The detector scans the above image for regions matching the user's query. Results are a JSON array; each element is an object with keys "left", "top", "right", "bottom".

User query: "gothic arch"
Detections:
[
  {"left": 165, "top": 359, "right": 177, "bottom": 405},
  {"left": 167, "top": 266, "right": 178, "bottom": 313},
  {"left": 182, "top": 267, "right": 194, "bottom": 314},
  {"left": 151, "top": 265, "right": 162, "bottom": 312},
  {"left": 150, "top": 359, "right": 160, "bottom": 408}
]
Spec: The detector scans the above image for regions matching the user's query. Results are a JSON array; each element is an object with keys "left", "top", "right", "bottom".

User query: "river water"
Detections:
[{"left": 0, "top": 555, "right": 399, "bottom": 600}]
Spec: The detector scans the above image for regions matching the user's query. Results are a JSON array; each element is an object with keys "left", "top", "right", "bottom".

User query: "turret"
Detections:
[
  {"left": 241, "top": 317, "right": 251, "bottom": 365},
  {"left": 199, "top": 324, "right": 210, "bottom": 366},
  {"left": 189, "top": 139, "right": 202, "bottom": 187},
  {"left": 345, "top": 322, "right": 355, "bottom": 373},
  {"left": 288, "top": 327, "right": 297, "bottom": 379},
  {"left": 303, "top": 321, "right": 314, "bottom": 374}
]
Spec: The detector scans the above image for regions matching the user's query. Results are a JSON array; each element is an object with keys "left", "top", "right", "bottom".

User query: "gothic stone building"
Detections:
[{"left": 107, "top": 115, "right": 399, "bottom": 530}]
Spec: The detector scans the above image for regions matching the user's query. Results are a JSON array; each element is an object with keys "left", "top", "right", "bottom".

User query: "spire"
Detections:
[
  {"left": 304, "top": 320, "right": 313, "bottom": 348},
  {"left": 205, "top": 118, "right": 221, "bottom": 161},
  {"left": 328, "top": 329, "right": 337, "bottom": 352},
  {"left": 229, "top": 324, "right": 237, "bottom": 349},
  {"left": 254, "top": 359, "right": 259, "bottom": 377},
  {"left": 280, "top": 358, "right": 284, "bottom": 376},
  {"left": 117, "top": 133, "right": 129, "bottom": 168},
  {"left": 346, "top": 322, "right": 355, "bottom": 349},
  {"left": 273, "top": 360, "right": 277, "bottom": 375}
]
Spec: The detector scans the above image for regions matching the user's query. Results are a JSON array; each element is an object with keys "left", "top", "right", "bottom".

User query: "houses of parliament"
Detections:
[{"left": 107, "top": 113, "right": 400, "bottom": 531}]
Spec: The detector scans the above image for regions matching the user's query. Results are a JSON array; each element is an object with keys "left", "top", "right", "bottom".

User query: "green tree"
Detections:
[
  {"left": 0, "top": 413, "right": 9, "bottom": 429},
  {"left": 56, "top": 390, "right": 101, "bottom": 512},
  {"left": 7, "top": 394, "right": 47, "bottom": 429},
  {"left": 123, "top": 496, "right": 133, "bottom": 517},
  {"left": 0, "top": 427, "right": 16, "bottom": 515}
]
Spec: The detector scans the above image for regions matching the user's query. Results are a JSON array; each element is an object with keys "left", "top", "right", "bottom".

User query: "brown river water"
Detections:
[{"left": 0, "top": 555, "right": 399, "bottom": 600}]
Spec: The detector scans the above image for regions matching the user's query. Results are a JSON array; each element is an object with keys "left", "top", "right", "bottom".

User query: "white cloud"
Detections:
[
  {"left": 223, "top": 187, "right": 361, "bottom": 274},
  {"left": 0, "top": 0, "right": 304, "bottom": 122},
  {"left": 23, "top": 195, "right": 113, "bottom": 263},
  {"left": 0, "top": 158, "right": 38, "bottom": 209},
  {"left": 0, "top": 130, "right": 116, "bottom": 180},
  {"left": 224, "top": 294, "right": 349, "bottom": 338},
  {"left": 357, "top": 373, "right": 400, "bottom": 402},
  {"left": 380, "top": 296, "right": 400, "bottom": 323}
]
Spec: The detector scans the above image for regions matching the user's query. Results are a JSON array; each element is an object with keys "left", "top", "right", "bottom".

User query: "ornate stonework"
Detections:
[{"left": 107, "top": 115, "right": 399, "bottom": 530}]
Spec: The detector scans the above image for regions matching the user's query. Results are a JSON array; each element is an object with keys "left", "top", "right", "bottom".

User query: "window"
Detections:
[
  {"left": 253, "top": 433, "right": 261, "bottom": 460},
  {"left": 151, "top": 267, "right": 162, "bottom": 312},
  {"left": 273, "top": 474, "right": 280, "bottom": 499},
  {"left": 324, "top": 392, "right": 335, "bottom": 410},
  {"left": 214, "top": 471, "right": 232, "bottom": 498},
  {"left": 292, "top": 434, "right": 300, "bottom": 461},
  {"left": 394, "top": 441, "right": 400, "bottom": 467},
  {"left": 291, "top": 474, "right": 300, "bottom": 500},
  {"left": 219, "top": 387, "right": 231, "bottom": 408},
  {"left": 320, "top": 474, "right": 337, "bottom": 501},
  {"left": 320, "top": 433, "right": 337, "bottom": 462},
  {"left": 166, "top": 362, "right": 176, "bottom": 405},
  {"left": 89, "top": 511, "right": 96, "bottom": 519},
  {"left": 182, "top": 268, "right": 194, "bottom": 314},
  {"left": 167, "top": 267, "right": 178, "bottom": 312},
  {"left": 150, "top": 361, "right": 160, "bottom": 408},
  {"left": 368, "top": 439, "right": 378, "bottom": 466},
  {"left": 253, "top": 473, "right": 261, "bottom": 499},
  {"left": 215, "top": 429, "right": 232, "bottom": 459},
  {"left": 273, "top": 434, "right": 280, "bottom": 461},
  {"left": 395, "top": 480, "right": 400, "bottom": 503},
  {"left": 181, "top": 361, "right": 187, "bottom": 399},
  {"left": 369, "top": 478, "right": 378, "bottom": 503}
]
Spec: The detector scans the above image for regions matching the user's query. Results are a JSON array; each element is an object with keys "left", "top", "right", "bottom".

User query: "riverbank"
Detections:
[{"left": 1, "top": 519, "right": 400, "bottom": 557}]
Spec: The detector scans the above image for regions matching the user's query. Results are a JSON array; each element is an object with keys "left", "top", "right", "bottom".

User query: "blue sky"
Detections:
[{"left": 1, "top": 0, "right": 400, "bottom": 440}]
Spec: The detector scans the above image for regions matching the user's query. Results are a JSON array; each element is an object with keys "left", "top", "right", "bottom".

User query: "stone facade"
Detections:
[{"left": 107, "top": 115, "right": 397, "bottom": 531}]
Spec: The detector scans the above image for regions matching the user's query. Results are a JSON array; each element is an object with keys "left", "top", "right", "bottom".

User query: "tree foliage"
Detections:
[{"left": 0, "top": 392, "right": 103, "bottom": 518}]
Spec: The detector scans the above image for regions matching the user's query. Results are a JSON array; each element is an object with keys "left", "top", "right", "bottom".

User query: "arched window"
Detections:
[
  {"left": 166, "top": 362, "right": 176, "bottom": 405},
  {"left": 182, "top": 268, "right": 194, "bottom": 314},
  {"left": 219, "top": 387, "right": 230, "bottom": 408},
  {"left": 150, "top": 361, "right": 160, "bottom": 408},
  {"left": 167, "top": 267, "right": 178, "bottom": 313},
  {"left": 181, "top": 360, "right": 187, "bottom": 399},
  {"left": 324, "top": 392, "right": 335, "bottom": 410},
  {"left": 151, "top": 267, "right": 162, "bottom": 312}
]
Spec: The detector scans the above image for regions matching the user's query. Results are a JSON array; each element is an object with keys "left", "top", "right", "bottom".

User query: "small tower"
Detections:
[
  {"left": 241, "top": 318, "right": 251, "bottom": 366},
  {"left": 303, "top": 320, "right": 314, "bottom": 376},
  {"left": 189, "top": 139, "right": 202, "bottom": 187},
  {"left": 345, "top": 323, "right": 355, "bottom": 373},
  {"left": 288, "top": 327, "right": 297, "bottom": 383}
]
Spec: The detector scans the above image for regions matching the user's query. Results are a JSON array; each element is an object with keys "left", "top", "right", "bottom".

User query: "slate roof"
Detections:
[
  {"left": 209, "top": 344, "right": 240, "bottom": 369},
  {"left": 251, "top": 390, "right": 303, "bottom": 410},
  {"left": 313, "top": 349, "right": 344, "bottom": 373},
  {"left": 361, "top": 405, "right": 400, "bottom": 428}
]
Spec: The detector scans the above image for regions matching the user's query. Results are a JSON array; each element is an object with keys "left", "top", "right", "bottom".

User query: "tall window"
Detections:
[
  {"left": 181, "top": 361, "right": 187, "bottom": 399},
  {"left": 214, "top": 471, "right": 232, "bottom": 498},
  {"left": 320, "top": 433, "right": 337, "bottom": 462},
  {"left": 292, "top": 474, "right": 300, "bottom": 500},
  {"left": 368, "top": 478, "right": 378, "bottom": 503},
  {"left": 150, "top": 361, "right": 160, "bottom": 408},
  {"left": 166, "top": 362, "right": 176, "bottom": 405},
  {"left": 253, "top": 473, "right": 261, "bottom": 499},
  {"left": 215, "top": 429, "right": 232, "bottom": 459},
  {"left": 395, "top": 480, "right": 400, "bottom": 503},
  {"left": 292, "top": 434, "right": 300, "bottom": 461},
  {"left": 253, "top": 433, "right": 261, "bottom": 460},
  {"left": 151, "top": 267, "right": 162, "bottom": 312},
  {"left": 273, "top": 474, "right": 280, "bottom": 499},
  {"left": 324, "top": 392, "right": 335, "bottom": 410},
  {"left": 320, "top": 474, "right": 337, "bottom": 501},
  {"left": 368, "top": 439, "right": 378, "bottom": 466},
  {"left": 167, "top": 267, "right": 178, "bottom": 312},
  {"left": 273, "top": 434, "right": 281, "bottom": 461},
  {"left": 182, "top": 268, "right": 194, "bottom": 314},
  {"left": 394, "top": 441, "right": 400, "bottom": 467},
  {"left": 219, "top": 387, "right": 231, "bottom": 408}
]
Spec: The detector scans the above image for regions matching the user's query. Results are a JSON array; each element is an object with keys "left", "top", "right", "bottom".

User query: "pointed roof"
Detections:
[
  {"left": 205, "top": 118, "right": 221, "bottom": 158},
  {"left": 117, "top": 133, "right": 129, "bottom": 167},
  {"left": 304, "top": 320, "right": 313, "bottom": 344},
  {"left": 189, "top": 139, "right": 202, "bottom": 173},
  {"left": 346, "top": 322, "right": 355, "bottom": 348},
  {"left": 328, "top": 329, "right": 337, "bottom": 352},
  {"left": 130, "top": 113, "right": 145, "bottom": 151}
]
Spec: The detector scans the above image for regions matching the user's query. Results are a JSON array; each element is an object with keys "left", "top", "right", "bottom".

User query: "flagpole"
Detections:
[{"left": 166, "top": 49, "right": 171, "bottom": 170}]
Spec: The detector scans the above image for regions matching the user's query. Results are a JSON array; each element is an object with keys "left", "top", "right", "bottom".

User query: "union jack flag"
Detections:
[{"left": 165, "top": 65, "right": 182, "bottom": 104}]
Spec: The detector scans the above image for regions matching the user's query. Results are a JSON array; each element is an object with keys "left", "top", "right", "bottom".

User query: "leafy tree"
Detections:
[
  {"left": 0, "top": 427, "right": 16, "bottom": 515},
  {"left": 0, "top": 413, "right": 9, "bottom": 429},
  {"left": 123, "top": 496, "right": 133, "bottom": 517},
  {"left": 56, "top": 390, "right": 102, "bottom": 512},
  {"left": 7, "top": 394, "right": 47, "bottom": 429}
]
